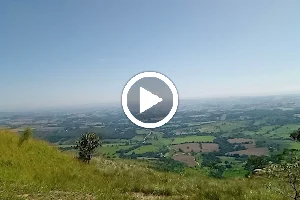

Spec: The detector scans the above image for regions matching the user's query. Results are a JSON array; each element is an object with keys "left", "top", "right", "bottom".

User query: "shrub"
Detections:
[
  {"left": 74, "top": 132, "right": 101, "bottom": 163},
  {"left": 18, "top": 127, "right": 33, "bottom": 146}
]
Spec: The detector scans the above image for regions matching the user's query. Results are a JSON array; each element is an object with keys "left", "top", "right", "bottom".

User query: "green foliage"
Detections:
[
  {"left": 18, "top": 127, "right": 33, "bottom": 146},
  {"left": 202, "top": 152, "right": 222, "bottom": 168},
  {"left": 290, "top": 128, "right": 300, "bottom": 141},
  {"left": 209, "top": 163, "right": 225, "bottom": 179},
  {"left": 153, "top": 158, "right": 185, "bottom": 173},
  {"left": 213, "top": 137, "right": 234, "bottom": 154},
  {"left": 245, "top": 155, "right": 269, "bottom": 172},
  {"left": 266, "top": 156, "right": 300, "bottom": 199},
  {"left": 74, "top": 132, "right": 101, "bottom": 163}
]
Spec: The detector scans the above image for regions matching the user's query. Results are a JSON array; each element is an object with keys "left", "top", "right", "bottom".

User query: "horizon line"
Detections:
[{"left": 1, "top": 92, "right": 300, "bottom": 113}]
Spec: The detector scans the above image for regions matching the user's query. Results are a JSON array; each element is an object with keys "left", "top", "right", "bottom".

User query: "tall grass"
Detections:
[{"left": 0, "top": 129, "right": 285, "bottom": 199}]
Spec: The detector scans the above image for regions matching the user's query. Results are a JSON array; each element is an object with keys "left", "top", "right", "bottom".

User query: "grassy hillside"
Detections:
[{"left": 0, "top": 129, "right": 285, "bottom": 200}]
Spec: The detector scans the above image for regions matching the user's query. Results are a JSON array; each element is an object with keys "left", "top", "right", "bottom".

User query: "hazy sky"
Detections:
[{"left": 1, "top": 0, "right": 300, "bottom": 111}]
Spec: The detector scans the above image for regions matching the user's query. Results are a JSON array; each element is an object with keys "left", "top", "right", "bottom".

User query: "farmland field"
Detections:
[
  {"left": 223, "top": 166, "right": 248, "bottom": 177},
  {"left": 256, "top": 125, "right": 279, "bottom": 135},
  {"left": 218, "top": 156, "right": 248, "bottom": 177},
  {"left": 129, "top": 145, "right": 160, "bottom": 154},
  {"left": 201, "top": 143, "right": 219, "bottom": 152},
  {"left": 172, "top": 143, "right": 201, "bottom": 152},
  {"left": 171, "top": 135, "right": 215, "bottom": 144},
  {"left": 198, "top": 121, "right": 248, "bottom": 133},
  {"left": 287, "top": 142, "right": 300, "bottom": 150},
  {"left": 136, "top": 129, "right": 151, "bottom": 135},
  {"left": 265, "top": 124, "right": 300, "bottom": 139},
  {"left": 277, "top": 140, "right": 300, "bottom": 150},
  {"left": 227, "top": 138, "right": 255, "bottom": 144},
  {"left": 172, "top": 154, "right": 198, "bottom": 167},
  {"left": 97, "top": 145, "right": 119, "bottom": 155},
  {"left": 6, "top": 97, "right": 300, "bottom": 181},
  {"left": 157, "top": 138, "right": 173, "bottom": 145},
  {"left": 242, "top": 130, "right": 256, "bottom": 135},
  {"left": 228, "top": 147, "right": 269, "bottom": 156},
  {"left": 97, "top": 144, "right": 135, "bottom": 156},
  {"left": 186, "top": 121, "right": 216, "bottom": 127},
  {"left": 172, "top": 143, "right": 218, "bottom": 153},
  {"left": 132, "top": 135, "right": 145, "bottom": 141},
  {"left": 243, "top": 143, "right": 256, "bottom": 149}
]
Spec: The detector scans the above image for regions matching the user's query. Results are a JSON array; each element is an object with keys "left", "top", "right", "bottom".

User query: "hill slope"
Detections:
[{"left": 0, "top": 129, "right": 284, "bottom": 200}]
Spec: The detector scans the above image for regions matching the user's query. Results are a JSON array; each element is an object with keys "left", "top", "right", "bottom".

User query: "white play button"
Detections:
[
  {"left": 122, "top": 71, "right": 178, "bottom": 129},
  {"left": 139, "top": 87, "right": 162, "bottom": 113}
]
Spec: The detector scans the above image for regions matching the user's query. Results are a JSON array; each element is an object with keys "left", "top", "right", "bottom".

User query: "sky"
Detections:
[{"left": 0, "top": 0, "right": 300, "bottom": 111}]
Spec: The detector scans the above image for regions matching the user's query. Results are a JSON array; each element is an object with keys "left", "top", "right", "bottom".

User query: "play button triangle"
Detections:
[{"left": 140, "top": 87, "right": 163, "bottom": 114}]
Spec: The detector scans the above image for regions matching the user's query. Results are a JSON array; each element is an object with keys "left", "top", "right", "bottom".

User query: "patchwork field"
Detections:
[
  {"left": 130, "top": 145, "right": 160, "bottom": 154},
  {"left": 157, "top": 138, "right": 173, "bottom": 145},
  {"left": 218, "top": 156, "right": 248, "bottom": 177},
  {"left": 243, "top": 143, "right": 256, "bottom": 149},
  {"left": 171, "top": 135, "right": 215, "bottom": 144},
  {"left": 136, "top": 129, "right": 150, "bottom": 135},
  {"left": 226, "top": 137, "right": 269, "bottom": 156},
  {"left": 186, "top": 121, "right": 216, "bottom": 127},
  {"left": 136, "top": 129, "right": 163, "bottom": 136},
  {"left": 172, "top": 142, "right": 219, "bottom": 153},
  {"left": 174, "top": 130, "right": 190, "bottom": 135},
  {"left": 256, "top": 125, "right": 279, "bottom": 135},
  {"left": 228, "top": 147, "right": 269, "bottom": 156},
  {"left": 172, "top": 143, "right": 201, "bottom": 152},
  {"left": 172, "top": 154, "right": 198, "bottom": 167},
  {"left": 276, "top": 140, "right": 300, "bottom": 150},
  {"left": 198, "top": 121, "right": 248, "bottom": 133},
  {"left": 201, "top": 143, "right": 219, "bottom": 152},
  {"left": 97, "top": 144, "right": 134, "bottom": 156},
  {"left": 132, "top": 135, "right": 145, "bottom": 141},
  {"left": 228, "top": 138, "right": 255, "bottom": 144},
  {"left": 265, "top": 124, "right": 300, "bottom": 139}
]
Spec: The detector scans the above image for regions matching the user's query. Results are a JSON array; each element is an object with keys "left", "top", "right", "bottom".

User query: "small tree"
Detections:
[
  {"left": 266, "top": 156, "right": 300, "bottom": 200},
  {"left": 209, "top": 163, "right": 225, "bottom": 179},
  {"left": 290, "top": 128, "right": 300, "bottom": 141},
  {"left": 245, "top": 155, "right": 268, "bottom": 172},
  {"left": 74, "top": 133, "right": 101, "bottom": 163},
  {"left": 18, "top": 127, "right": 33, "bottom": 146}
]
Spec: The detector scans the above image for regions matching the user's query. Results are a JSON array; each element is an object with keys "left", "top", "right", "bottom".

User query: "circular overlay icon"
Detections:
[{"left": 122, "top": 71, "right": 179, "bottom": 129}]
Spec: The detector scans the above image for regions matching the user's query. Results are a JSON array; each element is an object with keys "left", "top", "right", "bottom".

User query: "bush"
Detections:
[
  {"left": 74, "top": 133, "right": 101, "bottom": 163},
  {"left": 18, "top": 127, "right": 33, "bottom": 146}
]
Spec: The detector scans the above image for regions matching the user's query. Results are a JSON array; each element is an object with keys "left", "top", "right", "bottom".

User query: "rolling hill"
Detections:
[{"left": 0, "top": 129, "right": 285, "bottom": 200}]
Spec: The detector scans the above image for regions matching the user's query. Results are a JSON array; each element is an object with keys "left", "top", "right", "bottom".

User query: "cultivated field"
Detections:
[
  {"left": 171, "top": 135, "right": 215, "bottom": 144},
  {"left": 198, "top": 121, "right": 248, "bottom": 133},
  {"left": 264, "top": 124, "right": 300, "bottom": 139},
  {"left": 256, "top": 125, "right": 279, "bottom": 135},
  {"left": 172, "top": 143, "right": 201, "bottom": 152},
  {"left": 201, "top": 143, "right": 219, "bottom": 152},
  {"left": 228, "top": 147, "right": 269, "bottom": 156},
  {"left": 243, "top": 143, "right": 256, "bottom": 149},
  {"left": 97, "top": 144, "right": 134, "bottom": 156},
  {"left": 130, "top": 145, "right": 160, "bottom": 154},
  {"left": 227, "top": 138, "right": 255, "bottom": 144},
  {"left": 132, "top": 135, "right": 145, "bottom": 141},
  {"left": 172, "top": 154, "right": 198, "bottom": 167},
  {"left": 172, "top": 142, "right": 219, "bottom": 153}
]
